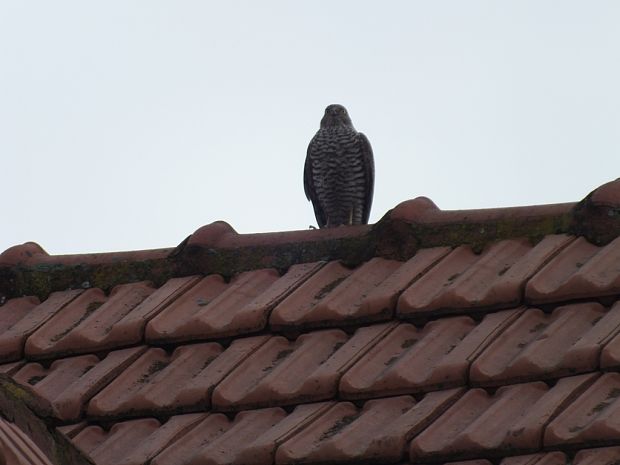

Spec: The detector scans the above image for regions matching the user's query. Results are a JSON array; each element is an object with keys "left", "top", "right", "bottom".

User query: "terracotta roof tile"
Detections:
[
  {"left": 573, "top": 446, "right": 620, "bottom": 464},
  {"left": 526, "top": 236, "right": 620, "bottom": 304},
  {"left": 211, "top": 325, "right": 393, "bottom": 410},
  {"left": 145, "top": 269, "right": 283, "bottom": 343},
  {"left": 599, "top": 303, "right": 620, "bottom": 368},
  {"left": 270, "top": 261, "right": 355, "bottom": 329},
  {"left": 25, "top": 283, "right": 154, "bottom": 358},
  {"left": 443, "top": 460, "right": 493, "bottom": 465},
  {"left": 151, "top": 403, "right": 331, "bottom": 465},
  {"left": 410, "top": 374, "right": 597, "bottom": 461},
  {"left": 500, "top": 452, "right": 567, "bottom": 464},
  {"left": 88, "top": 336, "right": 268, "bottom": 418},
  {"left": 5, "top": 181, "right": 620, "bottom": 465},
  {"left": 470, "top": 302, "right": 619, "bottom": 385},
  {"left": 340, "top": 309, "right": 521, "bottom": 398},
  {"left": 276, "top": 390, "right": 461, "bottom": 465},
  {"left": 0, "top": 360, "right": 24, "bottom": 375},
  {"left": 69, "top": 414, "right": 203, "bottom": 465},
  {"left": 0, "top": 292, "right": 83, "bottom": 364},
  {"left": 545, "top": 372, "right": 620, "bottom": 447},
  {"left": 12, "top": 347, "right": 144, "bottom": 421},
  {"left": 0, "top": 417, "right": 53, "bottom": 465},
  {"left": 397, "top": 235, "right": 572, "bottom": 318}
]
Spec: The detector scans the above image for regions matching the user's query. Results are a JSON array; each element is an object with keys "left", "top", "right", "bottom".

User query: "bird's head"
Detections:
[{"left": 320, "top": 104, "right": 354, "bottom": 129}]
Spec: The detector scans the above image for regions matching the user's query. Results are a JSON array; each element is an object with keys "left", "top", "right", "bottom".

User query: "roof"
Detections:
[{"left": 2, "top": 179, "right": 620, "bottom": 464}]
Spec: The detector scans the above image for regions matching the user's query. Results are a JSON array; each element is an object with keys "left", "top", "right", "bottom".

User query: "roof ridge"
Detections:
[{"left": 2, "top": 178, "right": 620, "bottom": 302}]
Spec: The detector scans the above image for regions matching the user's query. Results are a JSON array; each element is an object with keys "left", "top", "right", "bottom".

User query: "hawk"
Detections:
[{"left": 304, "top": 104, "right": 375, "bottom": 228}]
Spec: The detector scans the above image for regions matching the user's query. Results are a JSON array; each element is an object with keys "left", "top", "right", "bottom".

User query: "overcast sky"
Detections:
[{"left": 2, "top": 2, "right": 619, "bottom": 255}]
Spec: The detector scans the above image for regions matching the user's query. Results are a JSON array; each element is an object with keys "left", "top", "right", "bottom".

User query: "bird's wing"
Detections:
[
  {"left": 304, "top": 140, "right": 328, "bottom": 228},
  {"left": 358, "top": 133, "right": 375, "bottom": 224}
]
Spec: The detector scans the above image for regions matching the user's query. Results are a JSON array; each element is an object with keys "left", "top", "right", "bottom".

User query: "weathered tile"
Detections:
[
  {"left": 88, "top": 337, "right": 268, "bottom": 418},
  {"left": 410, "top": 375, "right": 596, "bottom": 460},
  {"left": 277, "top": 390, "right": 461, "bottom": 465},
  {"left": 212, "top": 325, "right": 393, "bottom": 410},
  {"left": 12, "top": 347, "right": 145, "bottom": 421},
  {"left": 545, "top": 372, "right": 620, "bottom": 447},
  {"left": 152, "top": 404, "right": 329, "bottom": 465},
  {"left": 69, "top": 414, "right": 204, "bottom": 465},
  {"left": 340, "top": 310, "right": 521, "bottom": 398},
  {"left": 25, "top": 283, "right": 154, "bottom": 358},
  {"left": 526, "top": 236, "right": 620, "bottom": 304},
  {"left": 471, "top": 302, "right": 618, "bottom": 385},
  {"left": 574, "top": 446, "right": 620, "bottom": 464},
  {"left": 397, "top": 236, "right": 571, "bottom": 317},
  {"left": 146, "top": 269, "right": 283, "bottom": 342}
]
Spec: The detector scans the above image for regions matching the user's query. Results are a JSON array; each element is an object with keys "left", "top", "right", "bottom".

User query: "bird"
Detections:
[{"left": 304, "top": 104, "right": 375, "bottom": 228}]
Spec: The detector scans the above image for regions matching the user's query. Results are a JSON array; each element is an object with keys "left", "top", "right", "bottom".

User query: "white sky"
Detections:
[{"left": 1, "top": 2, "right": 619, "bottom": 255}]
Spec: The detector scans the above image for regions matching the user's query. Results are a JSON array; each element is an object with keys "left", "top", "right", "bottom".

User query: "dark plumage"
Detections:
[{"left": 304, "top": 104, "right": 375, "bottom": 228}]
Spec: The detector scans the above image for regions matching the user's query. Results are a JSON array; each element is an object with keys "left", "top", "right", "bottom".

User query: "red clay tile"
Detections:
[
  {"left": 526, "top": 236, "right": 620, "bottom": 304},
  {"left": 88, "top": 336, "right": 268, "bottom": 418},
  {"left": 545, "top": 372, "right": 620, "bottom": 447},
  {"left": 471, "top": 302, "right": 617, "bottom": 385},
  {"left": 0, "top": 417, "right": 53, "bottom": 465},
  {"left": 340, "top": 309, "right": 521, "bottom": 398},
  {"left": 397, "top": 236, "right": 572, "bottom": 318},
  {"left": 269, "top": 261, "right": 354, "bottom": 329},
  {"left": 152, "top": 403, "right": 330, "bottom": 465},
  {"left": 145, "top": 268, "right": 286, "bottom": 343},
  {"left": 359, "top": 247, "right": 451, "bottom": 309},
  {"left": 574, "top": 446, "right": 620, "bottom": 464},
  {"left": 597, "top": 302, "right": 620, "bottom": 369},
  {"left": 500, "top": 452, "right": 567, "bottom": 465},
  {"left": 411, "top": 375, "right": 597, "bottom": 461},
  {"left": 69, "top": 414, "right": 204, "bottom": 465},
  {"left": 300, "top": 258, "right": 403, "bottom": 324},
  {"left": 25, "top": 283, "right": 155, "bottom": 358},
  {"left": 271, "top": 251, "right": 452, "bottom": 329},
  {"left": 276, "top": 389, "right": 461, "bottom": 465},
  {"left": 56, "top": 422, "right": 86, "bottom": 438},
  {"left": 212, "top": 325, "right": 393, "bottom": 410},
  {"left": 12, "top": 347, "right": 144, "bottom": 421},
  {"left": 0, "top": 297, "right": 38, "bottom": 357},
  {"left": 0, "top": 291, "right": 82, "bottom": 363},
  {"left": 443, "top": 461, "right": 492, "bottom": 465},
  {"left": 0, "top": 361, "right": 24, "bottom": 375}
]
